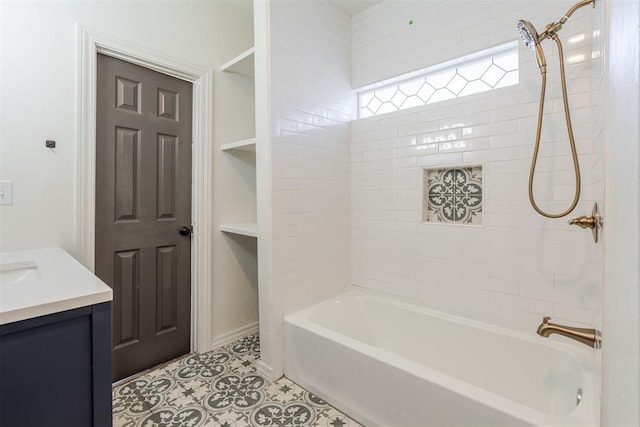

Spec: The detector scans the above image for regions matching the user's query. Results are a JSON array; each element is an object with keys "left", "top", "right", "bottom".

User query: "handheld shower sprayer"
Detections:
[
  {"left": 517, "top": 0, "right": 595, "bottom": 218},
  {"left": 516, "top": 20, "right": 547, "bottom": 73}
]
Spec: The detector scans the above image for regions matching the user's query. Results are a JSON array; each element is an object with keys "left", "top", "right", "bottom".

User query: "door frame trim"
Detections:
[{"left": 76, "top": 25, "right": 214, "bottom": 354}]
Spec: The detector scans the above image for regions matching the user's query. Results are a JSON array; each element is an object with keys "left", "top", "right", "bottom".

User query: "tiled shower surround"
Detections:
[
  {"left": 267, "top": 0, "right": 354, "bottom": 375},
  {"left": 350, "top": 0, "right": 605, "bottom": 331}
]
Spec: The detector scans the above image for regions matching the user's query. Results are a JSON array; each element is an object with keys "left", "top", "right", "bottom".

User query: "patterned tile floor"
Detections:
[{"left": 112, "top": 334, "right": 362, "bottom": 426}]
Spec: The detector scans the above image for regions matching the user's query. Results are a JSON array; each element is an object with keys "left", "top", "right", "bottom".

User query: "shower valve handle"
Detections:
[
  {"left": 568, "top": 216, "right": 595, "bottom": 229},
  {"left": 568, "top": 203, "right": 602, "bottom": 243}
]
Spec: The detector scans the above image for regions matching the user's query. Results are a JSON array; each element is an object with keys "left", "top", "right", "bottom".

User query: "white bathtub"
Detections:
[{"left": 284, "top": 287, "right": 598, "bottom": 426}]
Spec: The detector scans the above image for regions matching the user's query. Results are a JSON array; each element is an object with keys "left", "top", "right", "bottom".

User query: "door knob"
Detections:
[{"left": 179, "top": 226, "right": 192, "bottom": 236}]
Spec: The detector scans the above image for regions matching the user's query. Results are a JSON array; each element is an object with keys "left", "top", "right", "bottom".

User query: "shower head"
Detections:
[
  {"left": 517, "top": 19, "right": 547, "bottom": 74},
  {"left": 516, "top": 0, "right": 596, "bottom": 50},
  {"left": 517, "top": 20, "right": 539, "bottom": 50}
]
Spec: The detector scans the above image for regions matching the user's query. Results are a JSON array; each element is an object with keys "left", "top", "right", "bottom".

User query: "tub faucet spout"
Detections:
[{"left": 536, "top": 317, "right": 601, "bottom": 348}]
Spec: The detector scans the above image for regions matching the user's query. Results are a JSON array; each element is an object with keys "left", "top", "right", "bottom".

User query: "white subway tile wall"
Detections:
[
  {"left": 351, "top": 0, "right": 605, "bottom": 332},
  {"left": 271, "top": 0, "right": 354, "bottom": 324}
]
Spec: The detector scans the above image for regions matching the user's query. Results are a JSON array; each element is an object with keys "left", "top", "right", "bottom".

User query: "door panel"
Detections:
[
  {"left": 156, "top": 245, "right": 178, "bottom": 334},
  {"left": 157, "top": 134, "right": 178, "bottom": 219},
  {"left": 114, "top": 127, "right": 140, "bottom": 221},
  {"left": 95, "top": 54, "right": 193, "bottom": 381},
  {"left": 113, "top": 249, "right": 140, "bottom": 350}
]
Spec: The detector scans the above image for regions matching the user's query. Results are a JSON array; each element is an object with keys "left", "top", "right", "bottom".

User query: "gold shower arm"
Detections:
[
  {"left": 538, "top": 0, "right": 596, "bottom": 43},
  {"left": 560, "top": 0, "right": 596, "bottom": 24}
]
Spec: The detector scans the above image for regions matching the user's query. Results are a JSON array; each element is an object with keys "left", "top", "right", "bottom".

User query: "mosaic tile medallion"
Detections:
[
  {"left": 112, "top": 334, "right": 362, "bottom": 427},
  {"left": 112, "top": 376, "right": 178, "bottom": 415},
  {"left": 175, "top": 350, "right": 231, "bottom": 381},
  {"left": 423, "top": 166, "right": 483, "bottom": 225}
]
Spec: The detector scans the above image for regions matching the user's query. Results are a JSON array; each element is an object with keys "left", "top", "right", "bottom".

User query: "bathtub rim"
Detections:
[{"left": 284, "top": 285, "right": 599, "bottom": 427}]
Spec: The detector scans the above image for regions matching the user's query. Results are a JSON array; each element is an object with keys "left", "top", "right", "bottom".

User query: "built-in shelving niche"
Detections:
[
  {"left": 210, "top": 0, "right": 261, "bottom": 374},
  {"left": 220, "top": 47, "right": 255, "bottom": 78},
  {"left": 220, "top": 138, "right": 256, "bottom": 153},
  {"left": 220, "top": 223, "right": 258, "bottom": 238},
  {"left": 219, "top": 46, "right": 258, "bottom": 240}
]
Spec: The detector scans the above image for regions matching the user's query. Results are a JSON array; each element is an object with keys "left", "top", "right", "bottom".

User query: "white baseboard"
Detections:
[
  {"left": 256, "top": 360, "right": 275, "bottom": 380},
  {"left": 210, "top": 321, "right": 259, "bottom": 350}
]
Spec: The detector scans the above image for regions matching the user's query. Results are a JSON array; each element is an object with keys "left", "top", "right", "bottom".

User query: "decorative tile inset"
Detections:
[{"left": 423, "top": 166, "right": 483, "bottom": 225}]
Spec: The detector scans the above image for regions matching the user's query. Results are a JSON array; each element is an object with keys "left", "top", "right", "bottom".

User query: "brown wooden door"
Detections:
[{"left": 95, "top": 54, "right": 193, "bottom": 381}]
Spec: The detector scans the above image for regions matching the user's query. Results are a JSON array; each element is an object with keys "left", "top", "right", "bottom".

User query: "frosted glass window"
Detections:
[{"left": 358, "top": 45, "right": 519, "bottom": 119}]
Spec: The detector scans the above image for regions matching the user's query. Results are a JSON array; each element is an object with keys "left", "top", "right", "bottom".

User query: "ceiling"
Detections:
[{"left": 326, "top": 0, "right": 384, "bottom": 16}]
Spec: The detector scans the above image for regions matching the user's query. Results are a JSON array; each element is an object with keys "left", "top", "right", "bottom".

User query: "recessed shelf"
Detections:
[
  {"left": 220, "top": 47, "right": 255, "bottom": 77},
  {"left": 220, "top": 138, "right": 257, "bottom": 152},
  {"left": 220, "top": 223, "right": 258, "bottom": 238}
]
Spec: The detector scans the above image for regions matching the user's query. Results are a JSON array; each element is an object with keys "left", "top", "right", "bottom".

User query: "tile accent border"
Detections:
[{"left": 423, "top": 166, "right": 483, "bottom": 225}]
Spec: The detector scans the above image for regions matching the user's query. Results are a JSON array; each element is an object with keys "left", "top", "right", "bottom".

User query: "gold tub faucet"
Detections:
[{"left": 536, "top": 317, "right": 601, "bottom": 349}]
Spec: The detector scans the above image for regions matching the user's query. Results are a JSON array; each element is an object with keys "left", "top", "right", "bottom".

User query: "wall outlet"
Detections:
[{"left": 0, "top": 181, "right": 13, "bottom": 205}]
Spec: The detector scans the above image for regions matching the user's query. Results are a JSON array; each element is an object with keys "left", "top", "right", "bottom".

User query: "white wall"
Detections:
[
  {"left": 602, "top": 0, "right": 640, "bottom": 424},
  {"left": 0, "top": 0, "right": 251, "bottom": 253},
  {"left": 351, "top": 0, "right": 605, "bottom": 334},
  {"left": 266, "top": 0, "right": 354, "bottom": 376},
  {"left": 0, "top": 0, "right": 256, "bottom": 345}
]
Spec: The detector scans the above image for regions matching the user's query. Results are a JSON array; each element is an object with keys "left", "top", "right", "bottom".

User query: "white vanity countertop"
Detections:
[{"left": 0, "top": 248, "right": 112, "bottom": 325}]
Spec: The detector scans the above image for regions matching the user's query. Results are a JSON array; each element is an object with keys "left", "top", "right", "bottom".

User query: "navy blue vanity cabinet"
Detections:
[{"left": 0, "top": 302, "right": 112, "bottom": 427}]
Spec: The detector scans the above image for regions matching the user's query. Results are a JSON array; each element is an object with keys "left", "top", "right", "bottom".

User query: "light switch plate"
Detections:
[{"left": 0, "top": 181, "right": 13, "bottom": 205}]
